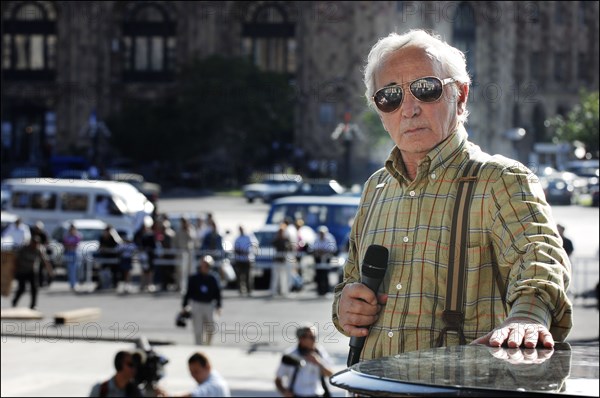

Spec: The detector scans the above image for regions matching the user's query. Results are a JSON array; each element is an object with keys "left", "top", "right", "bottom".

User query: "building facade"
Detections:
[{"left": 1, "top": 1, "right": 598, "bottom": 182}]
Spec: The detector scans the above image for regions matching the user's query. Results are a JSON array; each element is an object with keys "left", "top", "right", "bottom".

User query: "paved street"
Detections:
[{"left": 1, "top": 195, "right": 598, "bottom": 396}]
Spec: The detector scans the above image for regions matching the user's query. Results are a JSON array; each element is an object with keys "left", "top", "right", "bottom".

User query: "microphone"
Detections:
[{"left": 347, "top": 244, "right": 389, "bottom": 367}]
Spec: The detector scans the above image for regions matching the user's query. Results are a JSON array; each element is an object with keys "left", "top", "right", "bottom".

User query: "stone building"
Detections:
[{"left": 1, "top": 1, "right": 598, "bottom": 182}]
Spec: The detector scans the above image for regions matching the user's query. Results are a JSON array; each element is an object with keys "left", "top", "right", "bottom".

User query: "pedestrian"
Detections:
[
  {"left": 116, "top": 239, "right": 136, "bottom": 294},
  {"left": 333, "top": 29, "right": 572, "bottom": 360},
  {"left": 201, "top": 219, "right": 224, "bottom": 259},
  {"left": 160, "top": 219, "right": 178, "bottom": 290},
  {"left": 30, "top": 221, "right": 51, "bottom": 286},
  {"left": 63, "top": 223, "right": 82, "bottom": 291},
  {"left": 233, "top": 225, "right": 258, "bottom": 296},
  {"left": 1, "top": 217, "right": 31, "bottom": 248},
  {"left": 89, "top": 350, "right": 144, "bottom": 397},
  {"left": 12, "top": 236, "right": 53, "bottom": 310},
  {"left": 134, "top": 216, "right": 157, "bottom": 292},
  {"left": 312, "top": 226, "right": 337, "bottom": 296},
  {"left": 176, "top": 217, "right": 197, "bottom": 294},
  {"left": 275, "top": 324, "right": 333, "bottom": 397},
  {"left": 271, "top": 225, "right": 292, "bottom": 297},
  {"left": 182, "top": 255, "right": 222, "bottom": 345},
  {"left": 98, "top": 225, "right": 123, "bottom": 289},
  {"left": 557, "top": 224, "right": 574, "bottom": 257},
  {"left": 185, "top": 352, "right": 231, "bottom": 397}
]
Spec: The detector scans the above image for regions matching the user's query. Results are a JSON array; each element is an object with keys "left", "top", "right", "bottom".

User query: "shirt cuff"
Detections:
[{"left": 509, "top": 296, "right": 552, "bottom": 328}]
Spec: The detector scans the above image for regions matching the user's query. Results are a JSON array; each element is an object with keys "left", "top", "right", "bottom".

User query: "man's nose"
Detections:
[{"left": 401, "top": 92, "right": 421, "bottom": 118}]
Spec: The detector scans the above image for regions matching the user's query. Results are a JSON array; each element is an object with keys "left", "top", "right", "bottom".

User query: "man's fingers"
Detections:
[
  {"left": 538, "top": 327, "right": 555, "bottom": 348},
  {"left": 489, "top": 327, "right": 510, "bottom": 347},
  {"left": 341, "top": 324, "right": 371, "bottom": 337},
  {"left": 344, "top": 283, "right": 379, "bottom": 305}
]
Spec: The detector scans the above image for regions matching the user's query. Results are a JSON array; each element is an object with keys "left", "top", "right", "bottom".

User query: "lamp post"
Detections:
[{"left": 331, "top": 112, "right": 364, "bottom": 185}]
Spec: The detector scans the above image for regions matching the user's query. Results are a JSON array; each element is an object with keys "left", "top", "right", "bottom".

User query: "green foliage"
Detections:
[
  {"left": 108, "top": 56, "right": 295, "bottom": 178},
  {"left": 546, "top": 90, "right": 599, "bottom": 157}
]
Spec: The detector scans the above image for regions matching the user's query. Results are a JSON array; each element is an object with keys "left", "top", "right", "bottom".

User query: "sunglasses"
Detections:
[{"left": 372, "top": 76, "right": 457, "bottom": 113}]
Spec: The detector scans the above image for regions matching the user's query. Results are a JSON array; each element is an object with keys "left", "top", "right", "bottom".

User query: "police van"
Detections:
[{"left": 1, "top": 178, "right": 154, "bottom": 239}]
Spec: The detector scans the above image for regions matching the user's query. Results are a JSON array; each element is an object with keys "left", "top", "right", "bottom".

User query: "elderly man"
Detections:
[{"left": 332, "top": 29, "right": 572, "bottom": 361}]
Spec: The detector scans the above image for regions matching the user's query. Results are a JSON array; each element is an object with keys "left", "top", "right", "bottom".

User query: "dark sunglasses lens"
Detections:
[
  {"left": 374, "top": 86, "right": 403, "bottom": 113},
  {"left": 410, "top": 77, "right": 443, "bottom": 102}
]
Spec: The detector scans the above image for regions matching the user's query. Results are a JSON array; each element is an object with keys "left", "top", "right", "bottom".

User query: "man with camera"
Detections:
[
  {"left": 182, "top": 255, "right": 222, "bottom": 345},
  {"left": 275, "top": 325, "right": 334, "bottom": 397},
  {"left": 89, "top": 351, "right": 144, "bottom": 397},
  {"left": 90, "top": 349, "right": 167, "bottom": 397}
]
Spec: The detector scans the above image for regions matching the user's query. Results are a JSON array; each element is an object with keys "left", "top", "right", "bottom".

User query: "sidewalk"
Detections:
[{"left": 2, "top": 338, "right": 329, "bottom": 397}]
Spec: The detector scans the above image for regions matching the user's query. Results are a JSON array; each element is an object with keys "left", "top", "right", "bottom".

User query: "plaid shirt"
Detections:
[{"left": 332, "top": 126, "right": 573, "bottom": 360}]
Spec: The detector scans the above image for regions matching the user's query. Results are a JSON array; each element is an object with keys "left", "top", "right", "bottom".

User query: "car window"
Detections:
[
  {"left": 31, "top": 192, "right": 57, "bottom": 210},
  {"left": 61, "top": 193, "right": 89, "bottom": 212}
]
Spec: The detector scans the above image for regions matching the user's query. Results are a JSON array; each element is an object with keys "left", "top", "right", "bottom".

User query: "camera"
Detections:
[
  {"left": 175, "top": 309, "right": 191, "bottom": 328},
  {"left": 132, "top": 336, "right": 169, "bottom": 393}
]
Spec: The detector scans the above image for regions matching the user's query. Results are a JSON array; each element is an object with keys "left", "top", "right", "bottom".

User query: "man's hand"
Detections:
[
  {"left": 338, "top": 283, "right": 387, "bottom": 337},
  {"left": 470, "top": 317, "right": 554, "bottom": 349}
]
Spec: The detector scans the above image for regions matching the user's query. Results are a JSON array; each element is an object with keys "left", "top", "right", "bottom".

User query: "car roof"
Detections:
[
  {"left": 59, "top": 219, "right": 108, "bottom": 229},
  {"left": 254, "top": 224, "right": 280, "bottom": 233},
  {"left": 271, "top": 195, "right": 360, "bottom": 206}
]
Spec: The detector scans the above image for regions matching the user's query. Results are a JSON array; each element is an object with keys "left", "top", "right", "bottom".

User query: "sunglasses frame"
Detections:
[{"left": 372, "top": 76, "right": 457, "bottom": 113}]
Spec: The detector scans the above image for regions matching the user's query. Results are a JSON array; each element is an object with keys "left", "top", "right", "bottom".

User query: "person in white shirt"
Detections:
[
  {"left": 275, "top": 325, "right": 334, "bottom": 397},
  {"left": 2, "top": 218, "right": 31, "bottom": 247},
  {"left": 312, "top": 226, "right": 337, "bottom": 296},
  {"left": 185, "top": 352, "right": 230, "bottom": 397}
]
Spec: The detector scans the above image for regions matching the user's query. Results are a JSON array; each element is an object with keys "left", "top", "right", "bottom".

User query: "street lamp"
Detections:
[{"left": 331, "top": 112, "right": 364, "bottom": 185}]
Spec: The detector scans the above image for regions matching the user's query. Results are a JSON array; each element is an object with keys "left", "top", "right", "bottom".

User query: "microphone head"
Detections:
[{"left": 362, "top": 245, "right": 389, "bottom": 279}]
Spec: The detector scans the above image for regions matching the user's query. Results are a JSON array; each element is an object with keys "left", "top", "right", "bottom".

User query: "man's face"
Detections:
[
  {"left": 298, "top": 330, "right": 316, "bottom": 351},
  {"left": 374, "top": 46, "right": 467, "bottom": 160},
  {"left": 189, "top": 361, "right": 210, "bottom": 384},
  {"left": 120, "top": 354, "right": 137, "bottom": 380}
]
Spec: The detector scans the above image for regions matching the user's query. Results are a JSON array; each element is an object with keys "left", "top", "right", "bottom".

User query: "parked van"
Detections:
[
  {"left": 1, "top": 178, "right": 154, "bottom": 239},
  {"left": 265, "top": 195, "right": 360, "bottom": 252}
]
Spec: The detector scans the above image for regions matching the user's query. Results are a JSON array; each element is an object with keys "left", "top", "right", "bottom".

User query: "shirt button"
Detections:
[
  {"left": 388, "top": 331, "right": 394, "bottom": 338},
  {"left": 409, "top": 190, "right": 416, "bottom": 197},
  {"left": 403, "top": 236, "right": 409, "bottom": 243},
  {"left": 396, "top": 283, "right": 402, "bottom": 290},
  {"left": 431, "top": 173, "right": 436, "bottom": 179}
]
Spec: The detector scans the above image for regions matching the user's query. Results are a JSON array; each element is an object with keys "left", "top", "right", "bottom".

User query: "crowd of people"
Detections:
[{"left": 2, "top": 210, "right": 348, "bottom": 312}]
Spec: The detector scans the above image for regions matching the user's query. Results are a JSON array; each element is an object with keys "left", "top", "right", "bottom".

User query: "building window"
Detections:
[
  {"left": 1, "top": 1, "right": 57, "bottom": 80},
  {"left": 122, "top": 2, "right": 176, "bottom": 82},
  {"left": 452, "top": 2, "right": 476, "bottom": 80},
  {"left": 242, "top": 3, "right": 296, "bottom": 74},
  {"left": 554, "top": 52, "right": 566, "bottom": 82}
]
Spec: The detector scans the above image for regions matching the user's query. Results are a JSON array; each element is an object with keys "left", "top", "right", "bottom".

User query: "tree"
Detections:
[
  {"left": 108, "top": 56, "right": 295, "bottom": 186},
  {"left": 546, "top": 90, "right": 599, "bottom": 158}
]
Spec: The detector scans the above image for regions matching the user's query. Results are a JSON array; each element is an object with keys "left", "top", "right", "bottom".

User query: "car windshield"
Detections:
[{"left": 254, "top": 230, "right": 277, "bottom": 246}]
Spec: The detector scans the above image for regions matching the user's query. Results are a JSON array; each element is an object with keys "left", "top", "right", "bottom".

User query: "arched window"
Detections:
[
  {"left": 452, "top": 2, "right": 476, "bottom": 80},
  {"left": 242, "top": 3, "right": 296, "bottom": 74},
  {"left": 122, "top": 2, "right": 176, "bottom": 82},
  {"left": 2, "top": 1, "right": 57, "bottom": 80}
]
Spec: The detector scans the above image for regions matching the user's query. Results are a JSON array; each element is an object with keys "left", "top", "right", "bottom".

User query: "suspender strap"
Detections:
[{"left": 437, "top": 159, "right": 483, "bottom": 347}]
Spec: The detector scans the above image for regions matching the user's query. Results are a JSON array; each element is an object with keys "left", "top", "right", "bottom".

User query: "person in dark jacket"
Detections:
[{"left": 182, "top": 255, "right": 222, "bottom": 345}]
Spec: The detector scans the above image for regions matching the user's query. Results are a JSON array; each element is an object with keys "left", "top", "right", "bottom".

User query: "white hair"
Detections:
[{"left": 363, "top": 29, "right": 471, "bottom": 123}]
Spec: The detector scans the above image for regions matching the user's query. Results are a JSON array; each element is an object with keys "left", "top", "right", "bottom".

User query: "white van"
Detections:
[{"left": 1, "top": 178, "right": 154, "bottom": 239}]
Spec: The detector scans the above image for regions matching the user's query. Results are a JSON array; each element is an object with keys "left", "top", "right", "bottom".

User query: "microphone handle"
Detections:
[{"left": 346, "top": 274, "right": 384, "bottom": 367}]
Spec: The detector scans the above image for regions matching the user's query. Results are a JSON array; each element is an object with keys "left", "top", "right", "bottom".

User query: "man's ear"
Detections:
[{"left": 457, "top": 84, "right": 469, "bottom": 115}]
